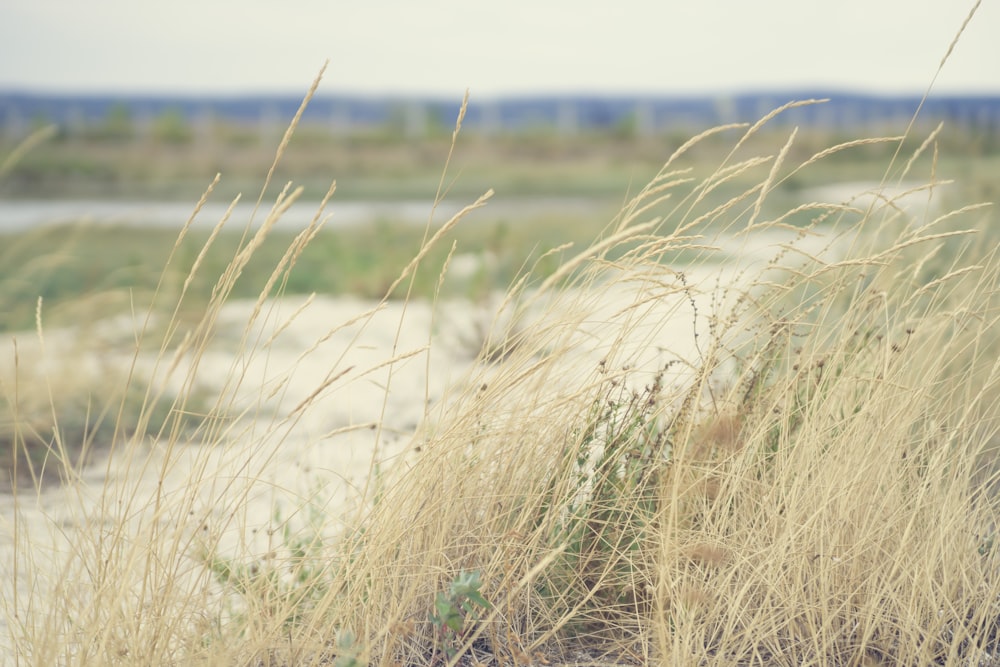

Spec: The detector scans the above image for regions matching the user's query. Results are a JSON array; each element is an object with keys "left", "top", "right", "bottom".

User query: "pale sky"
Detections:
[{"left": 1, "top": 0, "right": 997, "bottom": 97}]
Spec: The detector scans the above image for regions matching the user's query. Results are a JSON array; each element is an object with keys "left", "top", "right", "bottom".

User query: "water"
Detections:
[
  {"left": 0, "top": 182, "right": 942, "bottom": 235},
  {"left": 0, "top": 196, "right": 609, "bottom": 233}
]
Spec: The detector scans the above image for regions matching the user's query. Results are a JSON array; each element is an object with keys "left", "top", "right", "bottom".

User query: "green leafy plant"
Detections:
[
  {"left": 332, "top": 629, "right": 364, "bottom": 667},
  {"left": 429, "top": 570, "right": 492, "bottom": 663}
]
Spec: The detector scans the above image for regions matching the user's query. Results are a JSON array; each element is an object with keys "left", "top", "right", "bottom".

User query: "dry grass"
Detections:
[{"left": 4, "top": 38, "right": 1000, "bottom": 667}]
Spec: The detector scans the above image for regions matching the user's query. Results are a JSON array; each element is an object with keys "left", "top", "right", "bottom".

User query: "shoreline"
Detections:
[{"left": 0, "top": 195, "right": 620, "bottom": 233}]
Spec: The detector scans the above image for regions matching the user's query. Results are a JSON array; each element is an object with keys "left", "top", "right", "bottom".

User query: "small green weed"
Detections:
[
  {"left": 332, "top": 628, "right": 364, "bottom": 667},
  {"left": 429, "top": 570, "right": 492, "bottom": 663}
]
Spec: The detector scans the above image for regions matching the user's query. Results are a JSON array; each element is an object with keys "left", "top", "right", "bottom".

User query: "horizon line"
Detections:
[{"left": 3, "top": 85, "right": 1000, "bottom": 101}]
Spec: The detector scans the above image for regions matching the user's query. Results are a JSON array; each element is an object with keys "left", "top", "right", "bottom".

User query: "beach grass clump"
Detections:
[
  {"left": 0, "top": 331, "right": 185, "bottom": 490},
  {"left": 3, "top": 65, "right": 1000, "bottom": 666},
  {"left": 191, "top": 106, "right": 999, "bottom": 665},
  {"left": 301, "top": 108, "right": 998, "bottom": 666}
]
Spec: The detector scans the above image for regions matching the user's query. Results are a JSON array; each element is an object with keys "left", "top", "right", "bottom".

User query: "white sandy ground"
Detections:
[{"left": 0, "top": 182, "right": 944, "bottom": 658}]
